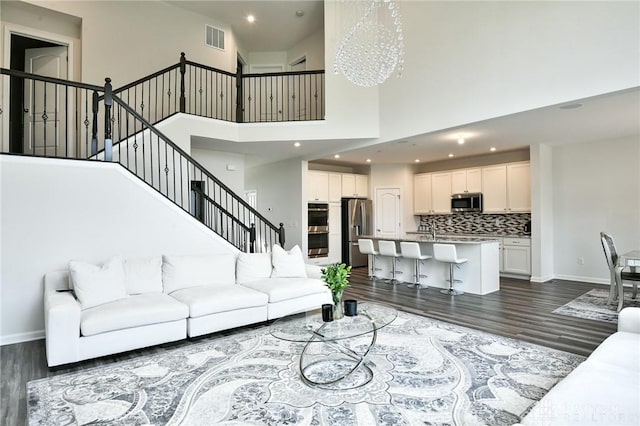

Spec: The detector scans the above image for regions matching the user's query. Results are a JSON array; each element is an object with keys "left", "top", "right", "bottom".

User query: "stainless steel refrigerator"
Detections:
[{"left": 341, "top": 198, "right": 373, "bottom": 267}]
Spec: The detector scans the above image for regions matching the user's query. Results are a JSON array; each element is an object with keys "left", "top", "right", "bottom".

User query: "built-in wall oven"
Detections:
[{"left": 308, "top": 203, "right": 329, "bottom": 258}]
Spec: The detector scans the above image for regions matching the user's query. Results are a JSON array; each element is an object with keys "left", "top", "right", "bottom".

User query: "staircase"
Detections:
[{"left": 0, "top": 52, "right": 326, "bottom": 252}]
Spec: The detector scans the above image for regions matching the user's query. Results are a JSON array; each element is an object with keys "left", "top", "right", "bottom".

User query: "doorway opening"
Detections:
[{"left": 9, "top": 34, "right": 68, "bottom": 154}]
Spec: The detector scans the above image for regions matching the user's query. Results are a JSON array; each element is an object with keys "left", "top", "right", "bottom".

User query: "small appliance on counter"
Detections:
[
  {"left": 451, "top": 193, "right": 483, "bottom": 213},
  {"left": 524, "top": 220, "right": 532, "bottom": 235}
]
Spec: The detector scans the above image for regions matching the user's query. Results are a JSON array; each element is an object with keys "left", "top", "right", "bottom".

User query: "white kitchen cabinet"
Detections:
[
  {"left": 328, "top": 173, "right": 342, "bottom": 202},
  {"left": 451, "top": 168, "right": 482, "bottom": 194},
  {"left": 308, "top": 171, "right": 329, "bottom": 202},
  {"left": 482, "top": 162, "right": 530, "bottom": 213},
  {"left": 341, "top": 173, "right": 368, "bottom": 198},
  {"left": 431, "top": 172, "right": 452, "bottom": 213},
  {"left": 414, "top": 173, "right": 433, "bottom": 214},
  {"left": 501, "top": 237, "right": 531, "bottom": 275},
  {"left": 328, "top": 202, "right": 342, "bottom": 263},
  {"left": 506, "top": 163, "right": 531, "bottom": 212}
]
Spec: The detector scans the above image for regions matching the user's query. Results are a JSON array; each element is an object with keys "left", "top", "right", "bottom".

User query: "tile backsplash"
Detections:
[{"left": 419, "top": 212, "right": 531, "bottom": 236}]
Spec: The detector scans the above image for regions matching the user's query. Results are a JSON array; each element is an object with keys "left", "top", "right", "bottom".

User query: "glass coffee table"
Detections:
[{"left": 270, "top": 302, "right": 397, "bottom": 390}]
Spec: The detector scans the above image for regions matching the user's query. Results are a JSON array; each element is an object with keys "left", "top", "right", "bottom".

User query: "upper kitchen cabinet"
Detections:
[
  {"left": 414, "top": 172, "right": 451, "bottom": 214},
  {"left": 308, "top": 171, "right": 329, "bottom": 202},
  {"left": 414, "top": 173, "right": 433, "bottom": 214},
  {"left": 482, "top": 162, "right": 530, "bottom": 213},
  {"left": 328, "top": 173, "right": 342, "bottom": 202},
  {"left": 342, "top": 174, "right": 369, "bottom": 198},
  {"left": 451, "top": 168, "right": 482, "bottom": 194}
]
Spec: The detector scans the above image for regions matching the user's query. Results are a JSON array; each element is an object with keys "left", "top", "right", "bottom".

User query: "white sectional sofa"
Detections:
[
  {"left": 519, "top": 307, "right": 640, "bottom": 425},
  {"left": 44, "top": 246, "right": 332, "bottom": 367}
]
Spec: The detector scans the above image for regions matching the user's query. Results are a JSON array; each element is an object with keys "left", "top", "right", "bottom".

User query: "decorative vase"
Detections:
[{"left": 333, "top": 291, "right": 344, "bottom": 319}]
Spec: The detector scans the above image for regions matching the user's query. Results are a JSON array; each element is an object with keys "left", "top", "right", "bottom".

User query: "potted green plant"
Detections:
[{"left": 321, "top": 263, "right": 352, "bottom": 318}]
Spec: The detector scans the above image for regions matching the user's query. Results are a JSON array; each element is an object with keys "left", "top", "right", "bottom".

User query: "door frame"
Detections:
[
  {"left": 374, "top": 186, "right": 402, "bottom": 238},
  {"left": 2, "top": 23, "right": 76, "bottom": 153}
]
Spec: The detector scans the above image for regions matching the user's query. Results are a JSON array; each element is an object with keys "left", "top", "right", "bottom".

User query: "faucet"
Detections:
[{"left": 430, "top": 219, "right": 437, "bottom": 240}]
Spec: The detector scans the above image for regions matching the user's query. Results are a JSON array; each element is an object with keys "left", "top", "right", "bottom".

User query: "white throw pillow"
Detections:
[
  {"left": 236, "top": 252, "right": 272, "bottom": 284},
  {"left": 162, "top": 254, "right": 236, "bottom": 294},
  {"left": 124, "top": 257, "right": 163, "bottom": 295},
  {"left": 271, "top": 245, "right": 307, "bottom": 278},
  {"left": 68, "top": 257, "right": 128, "bottom": 310}
]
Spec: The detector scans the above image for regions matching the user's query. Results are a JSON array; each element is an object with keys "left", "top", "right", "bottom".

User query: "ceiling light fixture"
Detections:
[
  {"left": 247, "top": 14, "right": 255, "bottom": 23},
  {"left": 334, "top": 154, "right": 340, "bottom": 159},
  {"left": 457, "top": 136, "right": 465, "bottom": 145},
  {"left": 448, "top": 153, "right": 454, "bottom": 158},
  {"left": 294, "top": 142, "right": 301, "bottom": 147},
  {"left": 366, "top": 158, "right": 372, "bottom": 163},
  {"left": 414, "top": 159, "right": 420, "bottom": 163},
  {"left": 490, "top": 147, "right": 496, "bottom": 152},
  {"left": 295, "top": 10, "right": 304, "bottom": 17},
  {"left": 333, "top": 0, "right": 405, "bottom": 87}
]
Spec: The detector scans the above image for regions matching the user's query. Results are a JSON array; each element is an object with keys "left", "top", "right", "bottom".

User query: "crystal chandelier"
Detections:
[{"left": 333, "top": 0, "right": 405, "bottom": 87}]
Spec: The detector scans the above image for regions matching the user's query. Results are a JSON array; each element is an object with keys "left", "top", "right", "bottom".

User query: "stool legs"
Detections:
[
  {"left": 386, "top": 257, "right": 399, "bottom": 285},
  {"left": 407, "top": 259, "right": 428, "bottom": 288},
  {"left": 440, "top": 263, "right": 464, "bottom": 296}
]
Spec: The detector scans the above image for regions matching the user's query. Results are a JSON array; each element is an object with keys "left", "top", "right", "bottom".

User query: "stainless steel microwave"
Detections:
[{"left": 451, "top": 193, "right": 483, "bottom": 213}]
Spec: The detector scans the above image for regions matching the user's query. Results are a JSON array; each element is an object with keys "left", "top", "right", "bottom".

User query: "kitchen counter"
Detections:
[
  {"left": 406, "top": 231, "right": 531, "bottom": 239},
  {"left": 358, "top": 235, "right": 500, "bottom": 295}
]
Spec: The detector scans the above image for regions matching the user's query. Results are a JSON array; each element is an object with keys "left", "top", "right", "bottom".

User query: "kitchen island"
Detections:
[{"left": 359, "top": 235, "right": 500, "bottom": 295}]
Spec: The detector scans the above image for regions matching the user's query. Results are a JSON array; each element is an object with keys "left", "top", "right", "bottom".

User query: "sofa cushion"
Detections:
[
  {"left": 80, "top": 293, "right": 188, "bottom": 336},
  {"left": 236, "top": 252, "right": 272, "bottom": 284},
  {"left": 585, "top": 331, "right": 640, "bottom": 373},
  {"left": 162, "top": 254, "right": 236, "bottom": 294},
  {"left": 170, "top": 285, "right": 268, "bottom": 318},
  {"left": 241, "top": 278, "right": 328, "bottom": 303},
  {"left": 271, "top": 245, "right": 307, "bottom": 278},
  {"left": 521, "top": 360, "right": 640, "bottom": 425},
  {"left": 69, "top": 257, "right": 129, "bottom": 310},
  {"left": 124, "top": 256, "right": 163, "bottom": 295}
]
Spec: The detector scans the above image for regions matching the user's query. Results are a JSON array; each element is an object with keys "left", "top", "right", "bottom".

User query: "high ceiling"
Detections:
[
  {"left": 170, "top": 1, "right": 639, "bottom": 168},
  {"left": 167, "top": 0, "right": 324, "bottom": 51}
]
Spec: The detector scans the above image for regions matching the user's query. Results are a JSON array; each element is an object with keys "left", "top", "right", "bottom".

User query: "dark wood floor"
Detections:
[{"left": 1, "top": 270, "right": 617, "bottom": 425}]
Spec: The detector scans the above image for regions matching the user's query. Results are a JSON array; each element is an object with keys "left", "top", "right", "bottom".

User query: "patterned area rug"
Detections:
[
  {"left": 28, "top": 310, "right": 584, "bottom": 425},
  {"left": 552, "top": 288, "right": 640, "bottom": 323}
]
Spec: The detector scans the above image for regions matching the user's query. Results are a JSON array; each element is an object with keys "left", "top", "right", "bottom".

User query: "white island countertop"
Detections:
[{"left": 357, "top": 235, "right": 500, "bottom": 295}]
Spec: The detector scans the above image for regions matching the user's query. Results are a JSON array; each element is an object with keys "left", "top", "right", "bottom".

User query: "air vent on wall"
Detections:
[{"left": 205, "top": 25, "right": 225, "bottom": 50}]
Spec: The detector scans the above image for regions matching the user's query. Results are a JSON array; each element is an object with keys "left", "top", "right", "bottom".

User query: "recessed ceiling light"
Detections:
[
  {"left": 334, "top": 154, "right": 340, "bottom": 159},
  {"left": 295, "top": 10, "right": 304, "bottom": 17},
  {"left": 490, "top": 147, "right": 496, "bottom": 152},
  {"left": 448, "top": 153, "right": 454, "bottom": 158},
  {"left": 414, "top": 159, "right": 420, "bottom": 163},
  {"left": 457, "top": 136, "right": 465, "bottom": 145},
  {"left": 366, "top": 158, "right": 372, "bottom": 163},
  {"left": 559, "top": 103, "right": 582, "bottom": 110},
  {"left": 294, "top": 142, "right": 301, "bottom": 147},
  {"left": 247, "top": 14, "right": 255, "bottom": 23}
]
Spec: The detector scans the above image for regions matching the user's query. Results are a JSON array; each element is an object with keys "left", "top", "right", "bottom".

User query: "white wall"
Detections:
[
  {"left": 287, "top": 29, "right": 325, "bottom": 70},
  {"left": 379, "top": 1, "right": 640, "bottom": 143},
  {"left": 191, "top": 148, "right": 245, "bottom": 196},
  {"left": 369, "top": 164, "right": 419, "bottom": 235},
  {"left": 530, "top": 144, "right": 554, "bottom": 283},
  {"left": 26, "top": 0, "right": 240, "bottom": 85},
  {"left": 244, "top": 158, "right": 305, "bottom": 252},
  {"left": 551, "top": 136, "right": 640, "bottom": 283},
  {"left": 0, "top": 156, "right": 235, "bottom": 345}
]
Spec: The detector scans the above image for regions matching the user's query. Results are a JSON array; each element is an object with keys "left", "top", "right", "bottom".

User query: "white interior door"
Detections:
[
  {"left": 23, "top": 46, "right": 68, "bottom": 155},
  {"left": 375, "top": 187, "right": 401, "bottom": 238}
]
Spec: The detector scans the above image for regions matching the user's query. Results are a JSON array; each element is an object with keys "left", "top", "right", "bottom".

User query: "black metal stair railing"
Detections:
[
  {"left": 0, "top": 68, "right": 285, "bottom": 253},
  {"left": 102, "top": 52, "right": 324, "bottom": 127}
]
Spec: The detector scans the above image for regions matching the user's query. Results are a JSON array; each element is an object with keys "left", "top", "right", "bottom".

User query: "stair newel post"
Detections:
[
  {"left": 249, "top": 223, "right": 256, "bottom": 253},
  {"left": 91, "top": 90, "right": 99, "bottom": 156},
  {"left": 179, "top": 52, "right": 186, "bottom": 113},
  {"left": 278, "top": 223, "right": 285, "bottom": 248},
  {"left": 103, "top": 78, "right": 113, "bottom": 161}
]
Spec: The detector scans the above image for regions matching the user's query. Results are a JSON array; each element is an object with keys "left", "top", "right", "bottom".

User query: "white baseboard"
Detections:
[
  {"left": 553, "top": 274, "right": 609, "bottom": 285},
  {"left": 0, "top": 329, "right": 44, "bottom": 346},
  {"left": 530, "top": 274, "right": 554, "bottom": 283}
]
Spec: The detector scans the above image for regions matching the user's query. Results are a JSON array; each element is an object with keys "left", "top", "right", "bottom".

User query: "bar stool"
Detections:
[
  {"left": 357, "top": 239, "right": 379, "bottom": 279},
  {"left": 433, "top": 243, "right": 468, "bottom": 296},
  {"left": 378, "top": 240, "right": 402, "bottom": 284},
  {"left": 400, "top": 242, "right": 432, "bottom": 288}
]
